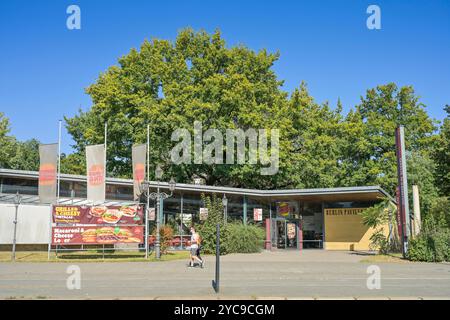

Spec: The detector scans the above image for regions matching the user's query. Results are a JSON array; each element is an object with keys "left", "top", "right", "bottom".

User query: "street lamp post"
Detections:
[
  {"left": 141, "top": 165, "right": 176, "bottom": 260},
  {"left": 12, "top": 192, "right": 22, "bottom": 262},
  {"left": 222, "top": 194, "right": 228, "bottom": 225}
]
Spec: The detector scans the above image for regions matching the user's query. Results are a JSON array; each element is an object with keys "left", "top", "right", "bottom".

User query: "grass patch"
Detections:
[
  {"left": 0, "top": 250, "right": 190, "bottom": 263},
  {"left": 359, "top": 253, "right": 408, "bottom": 263}
]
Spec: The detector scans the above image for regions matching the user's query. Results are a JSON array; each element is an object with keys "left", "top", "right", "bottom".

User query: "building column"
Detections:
[
  {"left": 321, "top": 202, "right": 326, "bottom": 250},
  {"left": 243, "top": 195, "right": 247, "bottom": 225}
]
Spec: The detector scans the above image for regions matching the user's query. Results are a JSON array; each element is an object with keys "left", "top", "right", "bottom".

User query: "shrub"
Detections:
[
  {"left": 151, "top": 224, "right": 174, "bottom": 254},
  {"left": 407, "top": 215, "right": 450, "bottom": 262},
  {"left": 198, "top": 193, "right": 228, "bottom": 254},
  {"left": 226, "top": 222, "right": 265, "bottom": 254},
  {"left": 197, "top": 193, "right": 266, "bottom": 255}
]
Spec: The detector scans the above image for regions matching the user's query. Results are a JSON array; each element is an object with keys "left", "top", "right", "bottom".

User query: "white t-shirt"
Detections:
[{"left": 191, "top": 233, "right": 199, "bottom": 249}]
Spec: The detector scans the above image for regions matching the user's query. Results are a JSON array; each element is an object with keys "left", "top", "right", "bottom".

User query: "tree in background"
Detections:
[
  {"left": 283, "top": 83, "right": 344, "bottom": 189},
  {"left": 432, "top": 105, "right": 450, "bottom": 196},
  {"left": 0, "top": 112, "right": 40, "bottom": 171},
  {"left": 65, "top": 28, "right": 292, "bottom": 186},
  {"left": 339, "top": 83, "right": 437, "bottom": 194}
]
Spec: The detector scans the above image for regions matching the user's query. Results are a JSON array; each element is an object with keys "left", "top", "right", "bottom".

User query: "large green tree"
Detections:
[
  {"left": 284, "top": 83, "right": 344, "bottom": 188},
  {"left": 0, "top": 112, "right": 40, "bottom": 171},
  {"left": 432, "top": 105, "right": 450, "bottom": 196},
  {"left": 65, "top": 28, "right": 292, "bottom": 187},
  {"left": 339, "top": 83, "right": 437, "bottom": 194}
]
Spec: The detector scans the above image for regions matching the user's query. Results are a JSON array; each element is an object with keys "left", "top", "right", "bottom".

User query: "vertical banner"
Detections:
[
  {"left": 86, "top": 144, "right": 106, "bottom": 203},
  {"left": 132, "top": 144, "right": 147, "bottom": 201},
  {"left": 395, "top": 126, "right": 410, "bottom": 256},
  {"left": 39, "top": 143, "right": 58, "bottom": 203}
]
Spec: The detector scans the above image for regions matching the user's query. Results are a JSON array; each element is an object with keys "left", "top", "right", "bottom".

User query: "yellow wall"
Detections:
[{"left": 324, "top": 208, "right": 387, "bottom": 251}]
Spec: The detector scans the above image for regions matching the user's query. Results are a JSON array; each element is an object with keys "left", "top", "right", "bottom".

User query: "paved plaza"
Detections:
[{"left": 1, "top": 250, "right": 449, "bottom": 299}]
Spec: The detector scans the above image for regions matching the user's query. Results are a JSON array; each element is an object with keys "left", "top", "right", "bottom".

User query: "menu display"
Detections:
[
  {"left": 51, "top": 204, "right": 144, "bottom": 245},
  {"left": 52, "top": 226, "right": 143, "bottom": 245},
  {"left": 52, "top": 205, "right": 143, "bottom": 225}
]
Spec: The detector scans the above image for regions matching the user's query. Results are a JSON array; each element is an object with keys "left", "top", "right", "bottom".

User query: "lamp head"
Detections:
[
  {"left": 169, "top": 178, "right": 176, "bottom": 192},
  {"left": 222, "top": 194, "right": 228, "bottom": 206}
]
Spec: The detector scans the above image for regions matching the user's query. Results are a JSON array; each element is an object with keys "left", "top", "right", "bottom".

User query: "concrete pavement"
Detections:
[{"left": 1, "top": 250, "right": 449, "bottom": 299}]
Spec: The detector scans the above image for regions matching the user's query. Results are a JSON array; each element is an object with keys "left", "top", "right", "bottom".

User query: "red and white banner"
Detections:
[
  {"left": 38, "top": 143, "right": 58, "bottom": 204},
  {"left": 86, "top": 144, "right": 106, "bottom": 203},
  {"left": 132, "top": 144, "right": 146, "bottom": 201}
]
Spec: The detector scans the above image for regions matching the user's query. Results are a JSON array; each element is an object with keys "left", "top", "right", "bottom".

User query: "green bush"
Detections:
[
  {"left": 198, "top": 194, "right": 229, "bottom": 255},
  {"left": 225, "top": 222, "right": 265, "bottom": 254},
  {"left": 407, "top": 215, "right": 450, "bottom": 262},
  {"left": 197, "top": 194, "right": 265, "bottom": 255}
]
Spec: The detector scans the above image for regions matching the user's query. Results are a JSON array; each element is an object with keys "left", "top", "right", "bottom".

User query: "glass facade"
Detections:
[{"left": 1, "top": 173, "right": 385, "bottom": 250}]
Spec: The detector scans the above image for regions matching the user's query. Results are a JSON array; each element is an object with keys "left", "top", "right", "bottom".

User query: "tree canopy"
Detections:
[{"left": 0, "top": 29, "right": 447, "bottom": 219}]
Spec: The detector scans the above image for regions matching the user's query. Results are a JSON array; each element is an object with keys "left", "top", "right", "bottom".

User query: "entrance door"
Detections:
[{"left": 271, "top": 219, "right": 298, "bottom": 249}]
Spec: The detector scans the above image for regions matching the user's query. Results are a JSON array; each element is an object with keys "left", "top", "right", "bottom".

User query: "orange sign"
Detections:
[
  {"left": 88, "top": 164, "right": 104, "bottom": 186},
  {"left": 39, "top": 163, "right": 56, "bottom": 186},
  {"left": 134, "top": 163, "right": 145, "bottom": 183}
]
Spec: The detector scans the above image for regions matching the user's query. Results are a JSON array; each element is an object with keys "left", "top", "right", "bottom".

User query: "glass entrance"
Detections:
[{"left": 271, "top": 218, "right": 298, "bottom": 249}]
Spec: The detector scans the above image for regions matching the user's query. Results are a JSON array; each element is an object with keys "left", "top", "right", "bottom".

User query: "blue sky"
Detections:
[{"left": 0, "top": 0, "right": 449, "bottom": 154}]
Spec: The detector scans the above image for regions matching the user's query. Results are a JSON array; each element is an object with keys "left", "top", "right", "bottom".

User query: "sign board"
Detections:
[
  {"left": 324, "top": 208, "right": 365, "bottom": 216},
  {"left": 277, "top": 202, "right": 290, "bottom": 217},
  {"left": 199, "top": 208, "right": 208, "bottom": 221},
  {"left": 253, "top": 208, "right": 263, "bottom": 221},
  {"left": 52, "top": 205, "right": 144, "bottom": 225},
  {"left": 52, "top": 226, "right": 143, "bottom": 245}
]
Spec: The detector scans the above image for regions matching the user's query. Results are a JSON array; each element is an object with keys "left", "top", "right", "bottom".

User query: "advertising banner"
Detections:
[
  {"left": 52, "top": 226, "right": 144, "bottom": 245},
  {"left": 86, "top": 144, "right": 106, "bottom": 203},
  {"left": 52, "top": 205, "right": 144, "bottom": 225},
  {"left": 253, "top": 208, "right": 263, "bottom": 221},
  {"left": 132, "top": 143, "right": 147, "bottom": 201},
  {"left": 38, "top": 143, "right": 58, "bottom": 204}
]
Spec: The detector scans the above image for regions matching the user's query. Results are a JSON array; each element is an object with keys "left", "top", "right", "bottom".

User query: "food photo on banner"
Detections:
[{"left": 51, "top": 205, "right": 144, "bottom": 245}]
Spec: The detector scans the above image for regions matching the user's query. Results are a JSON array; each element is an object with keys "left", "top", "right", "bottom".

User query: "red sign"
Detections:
[
  {"left": 52, "top": 226, "right": 143, "bottom": 245},
  {"left": 52, "top": 205, "right": 144, "bottom": 225},
  {"left": 253, "top": 208, "right": 263, "bottom": 221}
]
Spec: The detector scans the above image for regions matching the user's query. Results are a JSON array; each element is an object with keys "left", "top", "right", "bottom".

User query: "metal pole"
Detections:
[
  {"left": 57, "top": 120, "right": 62, "bottom": 203},
  {"left": 212, "top": 223, "right": 220, "bottom": 293},
  {"left": 145, "top": 124, "right": 150, "bottom": 259},
  {"left": 104, "top": 121, "right": 107, "bottom": 181},
  {"left": 155, "top": 183, "right": 161, "bottom": 259},
  {"left": 47, "top": 205, "right": 52, "bottom": 260},
  {"left": 180, "top": 193, "right": 183, "bottom": 250},
  {"left": 11, "top": 192, "right": 20, "bottom": 262}
]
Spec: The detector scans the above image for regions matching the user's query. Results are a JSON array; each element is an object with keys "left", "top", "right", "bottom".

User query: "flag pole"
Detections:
[
  {"left": 145, "top": 124, "right": 150, "bottom": 259},
  {"left": 57, "top": 120, "right": 62, "bottom": 203},
  {"left": 104, "top": 122, "right": 107, "bottom": 205}
]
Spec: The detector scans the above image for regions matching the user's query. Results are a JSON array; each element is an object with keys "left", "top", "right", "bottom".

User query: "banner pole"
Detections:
[
  {"left": 145, "top": 124, "right": 150, "bottom": 259},
  {"left": 57, "top": 120, "right": 62, "bottom": 203},
  {"left": 48, "top": 205, "right": 52, "bottom": 261},
  {"left": 104, "top": 121, "right": 107, "bottom": 185}
]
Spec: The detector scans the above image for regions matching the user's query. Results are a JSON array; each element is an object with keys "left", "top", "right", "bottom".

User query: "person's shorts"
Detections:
[{"left": 190, "top": 247, "right": 198, "bottom": 256}]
